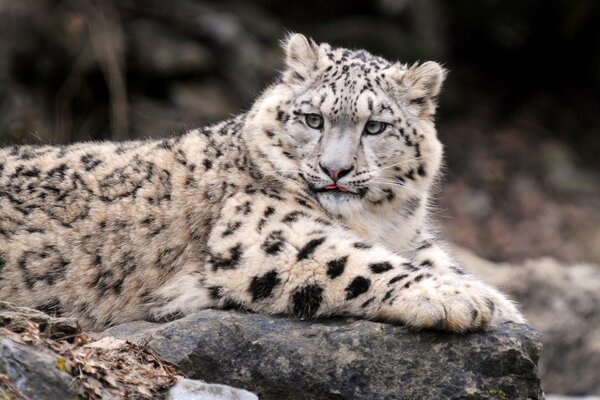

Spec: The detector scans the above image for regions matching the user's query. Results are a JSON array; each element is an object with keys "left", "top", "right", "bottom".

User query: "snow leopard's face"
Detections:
[{"left": 248, "top": 34, "right": 445, "bottom": 218}]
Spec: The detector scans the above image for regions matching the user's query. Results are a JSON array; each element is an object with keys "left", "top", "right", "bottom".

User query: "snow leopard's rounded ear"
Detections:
[
  {"left": 388, "top": 61, "right": 447, "bottom": 117},
  {"left": 281, "top": 33, "right": 320, "bottom": 85}
]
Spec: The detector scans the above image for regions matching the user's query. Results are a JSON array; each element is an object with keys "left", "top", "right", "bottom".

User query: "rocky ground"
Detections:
[
  {"left": 0, "top": 302, "right": 257, "bottom": 399},
  {"left": 456, "top": 248, "right": 600, "bottom": 395},
  {"left": 106, "top": 311, "right": 543, "bottom": 400},
  {"left": 1, "top": 302, "right": 543, "bottom": 400}
]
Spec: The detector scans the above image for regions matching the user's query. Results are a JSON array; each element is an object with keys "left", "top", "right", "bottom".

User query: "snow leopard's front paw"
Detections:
[{"left": 378, "top": 276, "right": 524, "bottom": 333}]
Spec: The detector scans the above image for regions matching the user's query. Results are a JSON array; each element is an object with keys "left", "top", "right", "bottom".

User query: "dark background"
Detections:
[
  {"left": 1, "top": 1, "right": 600, "bottom": 395},
  {"left": 1, "top": 0, "right": 599, "bottom": 265}
]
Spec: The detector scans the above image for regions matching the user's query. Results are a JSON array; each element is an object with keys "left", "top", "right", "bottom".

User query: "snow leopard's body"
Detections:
[{"left": 0, "top": 35, "right": 523, "bottom": 331}]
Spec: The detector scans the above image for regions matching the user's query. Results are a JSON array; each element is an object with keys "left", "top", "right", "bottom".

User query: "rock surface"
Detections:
[
  {"left": 0, "top": 338, "right": 79, "bottom": 400},
  {"left": 167, "top": 378, "right": 258, "bottom": 400},
  {"left": 106, "top": 310, "right": 544, "bottom": 400},
  {"left": 456, "top": 248, "right": 600, "bottom": 395},
  {"left": 0, "top": 301, "right": 80, "bottom": 338},
  {"left": 0, "top": 302, "right": 258, "bottom": 399}
]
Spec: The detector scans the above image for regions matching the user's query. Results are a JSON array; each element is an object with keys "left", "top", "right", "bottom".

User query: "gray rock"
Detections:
[
  {"left": 546, "top": 396, "right": 600, "bottom": 400},
  {"left": 0, "top": 338, "right": 78, "bottom": 400},
  {"left": 106, "top": 310, "right": 544, "bottom": 400},
  {"left": 168, "top": 378, "right": 258, "bottom": 400},
  {"left": 0, "top": 301, "right": 80, "bottom": 339},
  {"left": 455, "top": 248, "right": 600, "bottom": 395}
]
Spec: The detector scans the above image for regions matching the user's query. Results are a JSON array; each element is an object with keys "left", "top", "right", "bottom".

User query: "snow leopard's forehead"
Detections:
[
  {"left": 321, "top": 47, "right": 395, "bottom": 74},
  {"left": 290, "top": 46, "right": 408, "bottom": 125}
]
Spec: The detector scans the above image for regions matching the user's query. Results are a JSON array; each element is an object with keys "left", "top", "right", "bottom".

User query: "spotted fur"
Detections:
[{"left": 0, "top": 34, "right": 523, "bottom": 331}]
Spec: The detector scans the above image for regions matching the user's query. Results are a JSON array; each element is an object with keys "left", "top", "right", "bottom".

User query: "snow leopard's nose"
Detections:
[{"left": 319, "top": 163, "right": 354, "bottom": 182}]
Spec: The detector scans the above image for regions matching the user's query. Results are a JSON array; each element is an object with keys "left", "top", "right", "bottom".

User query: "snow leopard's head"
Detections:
[{"left": 246, "top": 34, "right": 445, "bottom": 218}]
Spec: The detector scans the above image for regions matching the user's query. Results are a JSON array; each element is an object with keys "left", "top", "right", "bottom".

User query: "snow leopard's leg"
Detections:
[{"left": 153, "top": 192, "right": 523, "bottom": 332}]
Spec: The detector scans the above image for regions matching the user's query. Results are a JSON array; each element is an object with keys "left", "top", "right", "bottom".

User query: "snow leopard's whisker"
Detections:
[
  {"left": 367, "top": 184, "right": 411, "bottom": 199},
  {"left": 370, "top": 180, "right": 420, "bottom": 194},
  {"left": 370, "top": 178, "right": 407, "bottom": 187},
  {"left": 371, "top": 154, "right": 432, "bottom": 173},
  {"left": 370, "top": 180, "right": 424, "bottom": 197},
  {"left": 371, "top": 159, "right": 421, "bottom": 174}
]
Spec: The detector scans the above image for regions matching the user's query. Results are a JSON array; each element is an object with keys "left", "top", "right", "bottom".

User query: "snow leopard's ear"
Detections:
[
  {"left": 389, "top": 61, "right": 446, "bottom": 117},
  {"left": 281, "top": 33, "right": 320, "bottom": 85}
]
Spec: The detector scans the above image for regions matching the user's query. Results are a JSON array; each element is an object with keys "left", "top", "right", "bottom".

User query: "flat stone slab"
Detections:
[
  {"left": 0, "top": 338, "right": 78, "bottom": 400},
  {"left": 106, "top": 310, "right": 544, "bottom": 400},
  {"left": 167, "top": 378, "right": 258, "bottom": 400}
]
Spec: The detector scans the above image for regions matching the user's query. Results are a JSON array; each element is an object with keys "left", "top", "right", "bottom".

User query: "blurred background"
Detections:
[{"left": 1, "top": 0, "right": 599, "bottom": 396}]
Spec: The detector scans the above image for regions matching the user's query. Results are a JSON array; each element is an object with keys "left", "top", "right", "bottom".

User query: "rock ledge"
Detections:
[{"left": 106, "top": 310, "right": 544, "bottom": 400}]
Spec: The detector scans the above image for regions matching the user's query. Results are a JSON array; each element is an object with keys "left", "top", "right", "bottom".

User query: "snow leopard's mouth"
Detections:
[
  {"left": 308, "top": 183, "right": 368, "bottom": 197},
  {"left": 324, "top": 183, "right": 350, "bottom": 193}
]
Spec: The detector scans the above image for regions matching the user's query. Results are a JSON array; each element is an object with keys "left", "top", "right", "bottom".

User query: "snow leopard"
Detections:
[{"left": 0, "top": 34, "right": 524, "bottom": 331}]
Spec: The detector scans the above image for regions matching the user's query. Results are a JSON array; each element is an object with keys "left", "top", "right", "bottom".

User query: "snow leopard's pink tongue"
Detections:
[{"left": 325, "top": 184, "right": 348, "bottom": 192}]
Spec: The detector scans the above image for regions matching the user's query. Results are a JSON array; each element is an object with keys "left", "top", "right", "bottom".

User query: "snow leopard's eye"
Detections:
[
  {"left": 305, "top": 114, "right": 324, "bottom": 129},
  {"left": 364, "top": 120, "right": 387, "bottom": 135}
]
